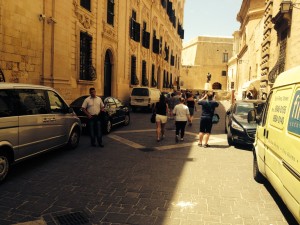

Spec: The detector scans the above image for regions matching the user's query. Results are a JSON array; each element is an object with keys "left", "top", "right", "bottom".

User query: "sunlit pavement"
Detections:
[{"left": 1, "top": 102, "right": 295, "bottom": 225}]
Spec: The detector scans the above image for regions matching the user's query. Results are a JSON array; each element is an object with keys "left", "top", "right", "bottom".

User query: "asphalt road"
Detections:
[{"left": 0, "top": 106, "right": 298, "bottom": 225}]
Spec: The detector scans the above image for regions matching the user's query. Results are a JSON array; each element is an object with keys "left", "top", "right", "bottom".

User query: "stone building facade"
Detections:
[
  {"left": 229, "top": 0, "right": 300, "bottom": 100},
  {"left": 0, "top": 0, "right": 184, "bottom": 103},
  {"left": 180, "top": 36, "right": 233, "bottom": 91}
]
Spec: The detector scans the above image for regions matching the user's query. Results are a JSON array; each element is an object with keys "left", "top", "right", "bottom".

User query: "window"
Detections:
[
  {"left": 80, "top": 0, "right": 91, "bottom": 11},
  {"left": 222, "top": 71, "right": 227, "bottom": 76},
  {"left": 0, "top": 90, "right": 15, "bottom": 117},
  {"left": 131, "top": 55, "right": 139, "bottom": 85},
  {"left": 223, "top": 53, "right": 228, "bottom": 63},
  {"left": 142, "top": 22, "right": 150, "bottom": 49},
  {"left": 151, "top": 64, "right": 156, "bottom": 87},
  {"left": 130, "top": 10, "right": 140, "bottom": 42},
  {"left": 142, "top": 60, "right": 148, "bottom": 86},
  {"left": 80, "top": 32, "right": 92, "bottom": 80},
  {"left": 19, "top": 89, "right": 48, "bottom": 115},
  {"left": 48, "top": 90, "right": 66, "bottom": 113},
  {"left": 107, "top": 0, "right": 114, "bottom": 26},
  {"left": 152, "top": 30, "right": 159, "bottom": 54}
]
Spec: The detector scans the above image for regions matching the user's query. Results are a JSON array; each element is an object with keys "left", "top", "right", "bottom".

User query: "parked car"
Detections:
[
  {"left": 70, "top": 96, "right": 130, "bottom": 134},
  {"left": 225, "top": 100, "right": 265, "bottom": 146},
  {"left": 0, "top": 83, "right": 81, "bottom": 182}
]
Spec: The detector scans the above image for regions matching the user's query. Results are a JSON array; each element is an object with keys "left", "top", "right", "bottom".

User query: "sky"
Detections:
[{"left": 183, "top": 0, "right": 243, "bottom": 43}]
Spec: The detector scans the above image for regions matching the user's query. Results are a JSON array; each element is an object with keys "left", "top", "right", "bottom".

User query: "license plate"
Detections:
[{"left": 136, "top": 99, "right": 143, "bottom": 102}]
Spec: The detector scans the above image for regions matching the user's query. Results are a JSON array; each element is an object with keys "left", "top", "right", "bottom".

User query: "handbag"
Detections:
[
  {"left": 212, "top": 113, "right": 220, "bottom": 124},
  {"left": 150, "top": 113, "right": 156, "bottom": 123}
]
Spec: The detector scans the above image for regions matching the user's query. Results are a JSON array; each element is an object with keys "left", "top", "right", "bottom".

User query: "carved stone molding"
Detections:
[
  {"left": 141, "top": 48, "right": 148, "bottom": 58},
  {"left": 142, "top": 5, "right": 150, "bottom": 20},
  {"left": 73, "top": 0, "right": 94, "bottom": 29},
  {"left": 129, "top": 40, "right": 138, "bottom": 54},
  {"left": 131, "top": 0, "right": 140, "bottom": 8},
  {"left": 152, "top": 16, "right": 158, "bottom": 29},
  {"left": 102, "top": 22, "right": 117, "bottom": 41}
]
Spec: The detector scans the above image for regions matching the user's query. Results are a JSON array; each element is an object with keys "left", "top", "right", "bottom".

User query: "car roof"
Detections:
[
  {"left": 0, "top": 82, "right": 56, "bottom": 91},
  {"left": 273, "top": 65, "right": 300, "bottom": 88}
]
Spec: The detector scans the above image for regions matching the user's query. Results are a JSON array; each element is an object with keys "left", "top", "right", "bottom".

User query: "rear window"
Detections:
[
  {"left": 131, "top": 88, "right": 149, "bottom": 96},
  {"left": 235, "top": 103, "right": 253, "bottom": 115}
]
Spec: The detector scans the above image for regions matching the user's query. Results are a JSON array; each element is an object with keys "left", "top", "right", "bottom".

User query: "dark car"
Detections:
[
  {"left": 70, "top": 96, "right": 130, "bottom": 134},
  {"left": 225, "top": 100, "right": 265, "bottom": 146}
]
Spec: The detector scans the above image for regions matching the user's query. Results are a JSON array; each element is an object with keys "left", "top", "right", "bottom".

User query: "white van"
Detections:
[
  {"left": 250, "top": 66, "right": 300, "bottom": 223},
  {"left": 0, "top": 83, "right": 81, "bottom": 182},
  {"left": 130, "top": 87, "right": 161, "bottom": 111}
]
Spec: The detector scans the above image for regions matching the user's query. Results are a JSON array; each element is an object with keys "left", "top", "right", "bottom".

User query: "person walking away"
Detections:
[
  {"left": 186, "top": 92, "right": 196, "bottom": 126},
  {"left": 168, "top": 93, "right": 176, "bottom": 119},
  {"left": 154, "top": 94, "right": 168, "bottom": 142},
  {"left": 197, "top": 92, "right": 219, "bottom": 148},
  {"left": 173, "top": 97, "right": 190, "bottom": 143},
  {"left": 82, "top": 87, "right": 105, "bottom": 147}
]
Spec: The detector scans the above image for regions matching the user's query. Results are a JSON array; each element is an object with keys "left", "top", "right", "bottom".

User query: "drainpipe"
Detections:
[
  {"left": 48, "top": 0, "right": 56, "bottom": 87},
  {"left": 41, "top": 0, "right": 45, "bottom": 85}
]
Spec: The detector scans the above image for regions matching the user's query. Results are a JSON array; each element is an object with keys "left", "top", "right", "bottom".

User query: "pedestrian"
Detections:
[
  {"left": 167, "top": 93, "right": 176, "bottom": 119},
  {"left": 154, "top": 94, "right": 169, "bottom": 142},
  {"left": 197, "top": 92, "right": 219, "bottom": 148},
  {"left": 81, "top": 87, "right": 105, "bottom": 147},
  {"left": 173, "top": 97, "right": 190, "bottom": 143},
  {"left": 185, "top": 92, "right": 196, "bottom": 126}
]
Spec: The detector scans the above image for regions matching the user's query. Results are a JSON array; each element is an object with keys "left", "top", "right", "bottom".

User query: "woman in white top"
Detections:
[{"left": 173, "top": 97, "right": 190, "bottom": 143}]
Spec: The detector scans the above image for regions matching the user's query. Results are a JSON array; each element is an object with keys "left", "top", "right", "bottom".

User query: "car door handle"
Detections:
[
  {"left": 43, "top": 118, "right": 50, "bottom": 122},
  {"left": 50, "top": 118, "right": 56, "bottom": 122}
]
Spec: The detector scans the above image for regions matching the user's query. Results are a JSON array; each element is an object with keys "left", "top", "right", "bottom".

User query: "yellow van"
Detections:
[{"left": 250, "top": 66, "right": 300, "bottom": 223}]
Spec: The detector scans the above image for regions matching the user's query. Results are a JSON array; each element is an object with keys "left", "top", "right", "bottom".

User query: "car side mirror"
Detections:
[
  {"left": 226, "top": 110, "right": 230, "bottom": 115},
  {"left": 247, "top": 109, "right": 257, "bottom": 123}
]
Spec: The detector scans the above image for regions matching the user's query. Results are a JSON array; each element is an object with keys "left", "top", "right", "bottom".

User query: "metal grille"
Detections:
[{"left": 54, "top": 212, "right": 89, "bottom": 225}]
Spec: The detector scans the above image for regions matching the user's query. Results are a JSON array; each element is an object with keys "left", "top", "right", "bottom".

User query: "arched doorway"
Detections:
[
  {"left": 212, "top": 82, "right": 222, "bottom": 90},
  {"left": 104, "top": 50, "right": 112, "bottom": 96}
]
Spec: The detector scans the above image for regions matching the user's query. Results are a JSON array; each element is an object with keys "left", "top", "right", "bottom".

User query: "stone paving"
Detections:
[{"left": 0, "top": 102, "right": 297, "bottom": 225}]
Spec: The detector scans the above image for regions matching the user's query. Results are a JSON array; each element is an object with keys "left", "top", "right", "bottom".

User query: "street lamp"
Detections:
[{"left": 280, "top": 0, "right": 292, "bottom": 13}]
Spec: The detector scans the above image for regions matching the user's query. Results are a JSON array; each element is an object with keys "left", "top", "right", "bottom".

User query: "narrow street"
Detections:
[{"left": 0, "top": 103, "right": 297, "bottom": 225}]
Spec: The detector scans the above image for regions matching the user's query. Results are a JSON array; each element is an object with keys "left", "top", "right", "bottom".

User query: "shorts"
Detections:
[
  {"left": 156, "top": 114, "right": 168, "bottom": 123},
  {"left": 199, "top": 117, "right": 213, "bottom": 133},
  {"left": 188, "top": 107, "right": 194, "bottom": 116}
]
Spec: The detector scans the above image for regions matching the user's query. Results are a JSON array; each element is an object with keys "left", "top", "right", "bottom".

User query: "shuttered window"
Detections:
[
  {"left": 142, "top": 60, "right": 148, "bottom": 86},
  {"left": 131, "top": 55, "right": 139, "bottom": 85},
  {"left": 142, "top": 22, "right": 150, "bottom": 49},
  {"left": 107, "top": 0, "right": 114, "bottom": 26}
]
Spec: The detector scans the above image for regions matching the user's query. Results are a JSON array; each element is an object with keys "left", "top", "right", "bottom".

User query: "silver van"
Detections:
[{"left": 0, "top": 83, "right": 81, "bottom": 182}]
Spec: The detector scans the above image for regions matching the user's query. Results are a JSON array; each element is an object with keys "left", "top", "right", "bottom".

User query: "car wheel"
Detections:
[
  {"left": 227, "top": 131, "right": 234, "bottom": 146},
  {"left": 67, "top": 128, "right": 80, "bottom": 149},
  {"left": 0, "top": 152, "right": 10, "bottom": 182},
  {"left": 253, "top": 154, "right": 264, "bottom": 183},
  {"left": 123, "top": 114, "right": 130, "bottom": 126},
  {"left": 105, "top": 120, "right": 112, "bottom": 134}
]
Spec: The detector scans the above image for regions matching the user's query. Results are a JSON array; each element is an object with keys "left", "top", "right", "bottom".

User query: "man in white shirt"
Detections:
[{"left": 82, "top": 88, "right": 105, "bottom": 147}]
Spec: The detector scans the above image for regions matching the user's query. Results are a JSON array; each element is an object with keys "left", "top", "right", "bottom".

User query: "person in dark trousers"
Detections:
[
  {"left": 197, "top": 92, "right": 219, "bottom": 147},
  {"left": 154, "top": 94, "right": 168, "bottom": 142},
  {"left": 185, "top": 92, "right": 196, "bottom": 126},
  {"left": 173, "top": 97, "right": 190, "bottom": 143},
  {"left": 82, "top": 88, "right": 105, "bottom": 147}
]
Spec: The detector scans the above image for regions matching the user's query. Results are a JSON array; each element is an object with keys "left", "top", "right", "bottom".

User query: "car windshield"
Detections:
[
  {"left": 235, "top": 103, "right": 253, "bottom": 115},
  {"left": 70, "top": 96, "right": 88, "bottom": 106}
]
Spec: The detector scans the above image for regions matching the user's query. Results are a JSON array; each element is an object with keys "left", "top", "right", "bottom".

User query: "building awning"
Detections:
[{"left": 242, "top": 78, "right": 260, "bottom": 91}]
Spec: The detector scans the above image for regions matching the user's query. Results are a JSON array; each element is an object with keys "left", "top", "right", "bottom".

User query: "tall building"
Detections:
[
  {"left": 0, "top": 0, "right": 185, "bottom": 103},
  {"left": 181, "top": 36, "right": 233, "bottom": 91}
]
